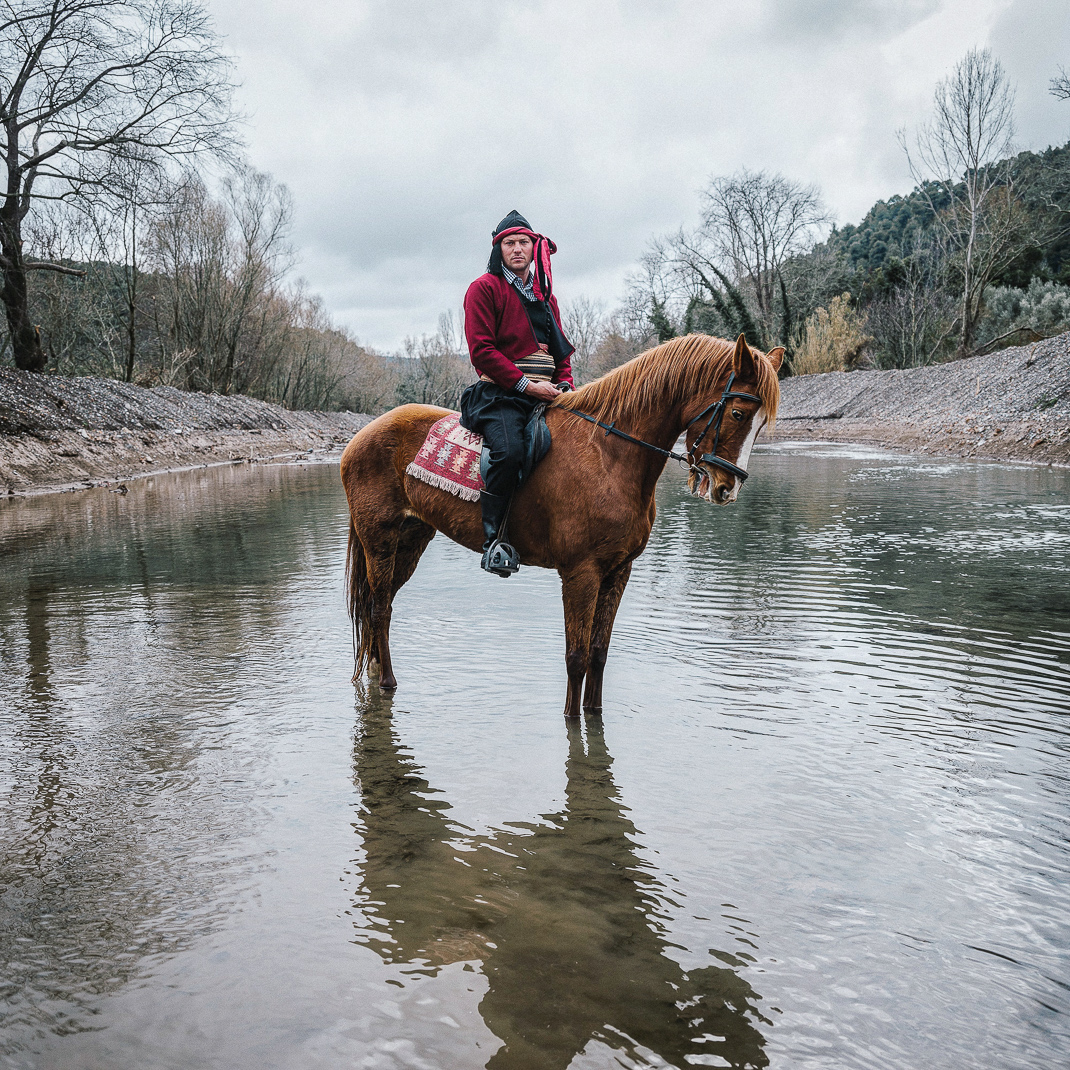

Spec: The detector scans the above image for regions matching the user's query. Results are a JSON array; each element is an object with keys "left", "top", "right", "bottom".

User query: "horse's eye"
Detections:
[{"left": 732, "top": 409, "right": 745, "bottom": 421}]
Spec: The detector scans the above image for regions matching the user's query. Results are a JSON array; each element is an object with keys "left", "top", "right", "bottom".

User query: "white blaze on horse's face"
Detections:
[{"left": 723, "top": 406, "right": 765, "bottom": 503}]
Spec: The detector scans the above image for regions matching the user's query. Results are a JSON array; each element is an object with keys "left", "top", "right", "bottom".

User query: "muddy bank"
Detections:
[
  {"left": 772, "top": 331, "right": 1070, "bottom": 465},
  {"left": 5, "top": 328, "right": 1069, "bottom": 496},
  {"left": 0, "top": 369, "right": 370, "bottom": 495}
]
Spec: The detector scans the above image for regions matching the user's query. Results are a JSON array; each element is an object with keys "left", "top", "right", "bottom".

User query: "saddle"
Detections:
[
  {"left": 405, "top": 406, "right": 552, "bottom": 504},
  {"left": 478, "top": 403, "right": 552, "bottom": 488}
]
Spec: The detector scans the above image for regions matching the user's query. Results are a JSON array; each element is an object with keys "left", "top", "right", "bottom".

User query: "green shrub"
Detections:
[{"left": 979, "top": 278, "right": 1070, "bottom": 346}]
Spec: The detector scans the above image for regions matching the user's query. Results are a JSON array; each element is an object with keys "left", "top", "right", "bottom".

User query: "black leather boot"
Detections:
[{"left": 479, "top": 490, "right": 520, "bottom": 577}]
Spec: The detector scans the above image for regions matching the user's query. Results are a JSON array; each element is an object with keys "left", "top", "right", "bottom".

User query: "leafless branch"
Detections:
[
  {"left": 0, "top": 0, "right": 239, "bottom": 370},
  {"left": 900, "top": 47, "right": 1025, "bottom": 356},
  {"left": 1051, "top": 66, "right": 1070, "bottom": 101},
  {"left": 24, "top": 258, "right": 85, "bottom": 274}
]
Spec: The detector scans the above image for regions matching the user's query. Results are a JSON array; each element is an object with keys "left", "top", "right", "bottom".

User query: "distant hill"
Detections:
[{"left": 814, "top": 143, "right": 1070, "bottom": 294}]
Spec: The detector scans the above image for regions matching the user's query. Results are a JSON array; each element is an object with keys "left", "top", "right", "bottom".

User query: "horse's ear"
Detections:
[
  {"left": 766, "top": 346, "right": 785, "bottom": 371},
  {"left": 732, "top": 334, "right": 754, "bottom": 378}
]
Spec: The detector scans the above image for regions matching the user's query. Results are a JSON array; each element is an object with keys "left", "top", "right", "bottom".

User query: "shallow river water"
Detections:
[{"left": 1, "top": 443, "right": 1069, "bottom": 1070}]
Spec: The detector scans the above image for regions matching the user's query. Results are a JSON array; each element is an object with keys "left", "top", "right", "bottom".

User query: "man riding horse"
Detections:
[{"left": 460, "top": 210, "right": 575, "bottom": 576}]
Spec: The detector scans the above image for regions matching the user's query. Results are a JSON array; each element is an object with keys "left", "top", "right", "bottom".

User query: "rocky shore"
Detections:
[
  {"left": 0, "top": 370, "right": 370, "bottom": 495},
  {"left": 3, "top": 329, "right": 1068, "bottom": 496},
  {"left": 771, "top": 330, "right": 1070, "bottom": 466}
]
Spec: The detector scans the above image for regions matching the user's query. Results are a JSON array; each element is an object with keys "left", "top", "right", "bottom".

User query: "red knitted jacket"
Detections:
[{"left": 463, "top": 272, "right": 574, "bottom": 390}]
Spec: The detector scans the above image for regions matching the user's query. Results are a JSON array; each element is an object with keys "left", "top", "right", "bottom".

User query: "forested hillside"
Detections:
[
  {"left": 627, "top": 139, "right": 1070, "bottom": 376},
  {"left": 817, "top": 144, "right": 1070, "bottom": 288},
  {"left": 622, "top": 52, "right": 1070, "bottom": 377}
]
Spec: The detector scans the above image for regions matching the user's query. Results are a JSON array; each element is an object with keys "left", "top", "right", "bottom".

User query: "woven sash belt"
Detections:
[{"left": 480, "top": 346, "right": 556, "bottom": 384}]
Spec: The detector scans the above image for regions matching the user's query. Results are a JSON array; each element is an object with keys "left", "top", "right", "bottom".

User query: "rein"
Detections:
[{"left": 558, "top": 372, "right": 763, "bottom": 483}]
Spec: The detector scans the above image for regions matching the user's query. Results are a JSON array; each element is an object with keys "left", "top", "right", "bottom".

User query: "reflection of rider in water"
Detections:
[
  {"left": 460, "top": 211, "right": 575, "bottom": 576},
  {"left": 352, "top": 701, "right": 770, "bottom": 1070}
]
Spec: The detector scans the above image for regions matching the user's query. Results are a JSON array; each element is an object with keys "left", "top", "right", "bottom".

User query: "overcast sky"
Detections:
[{"left": 206, "top": 0, "right": 1070, "bottom": 351}]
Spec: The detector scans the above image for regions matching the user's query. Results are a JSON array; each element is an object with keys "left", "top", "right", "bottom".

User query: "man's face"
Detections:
[{"left": 500, "top": 233, "right": 534, "bottom": 276}]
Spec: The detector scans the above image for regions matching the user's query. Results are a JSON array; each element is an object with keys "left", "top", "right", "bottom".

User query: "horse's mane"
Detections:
[{"left": 554, "top": 333, "right": 780, "bottom": 428}]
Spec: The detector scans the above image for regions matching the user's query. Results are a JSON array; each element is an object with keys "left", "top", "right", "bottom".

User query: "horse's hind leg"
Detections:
[
  {"left": 583, "top": 561, "right": 632, "bottom": 712},
  {"left": 391, "top": 515, "right": 435, "bottom": 599},
  {"left": 363, "top": 515, "right": 435, "bottom": 690}
]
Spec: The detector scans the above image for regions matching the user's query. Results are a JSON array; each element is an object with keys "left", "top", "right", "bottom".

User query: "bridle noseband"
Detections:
[
  {"left": 561, "top": 371, "right": 764, "bottom": 483},
  {"left": 681, "top": 371, "right": 764, "bottom": 483}
]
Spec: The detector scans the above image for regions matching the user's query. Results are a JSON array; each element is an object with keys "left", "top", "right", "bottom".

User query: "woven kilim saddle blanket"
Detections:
[{"left": 405, "top": 412, "right": 484, "bottom": 502}]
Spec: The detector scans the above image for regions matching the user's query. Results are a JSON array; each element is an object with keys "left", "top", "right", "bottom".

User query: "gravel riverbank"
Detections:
[
  {"left": 3, "top": 330, "right": 1068, "bottom": 496},
  {"left": 772, "top": 330, "right": 1070, "bottom": 466},
  {"left": 0, "top": 370, "right": 370, "bottom": 495}
]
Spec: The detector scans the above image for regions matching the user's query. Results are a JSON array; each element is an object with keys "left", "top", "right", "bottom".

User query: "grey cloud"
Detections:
[
  {"left": 989, "top": 0, "right": 1070, "bottom": 149},
  {"left": 209, "top": 0, "right": 1070, "bottom": 349},
  {"left": 359, "top": 0, "right": 504, "bottom": 59},
  {"left": 762, "top": 0, "right": 941, "bottom": 41}
]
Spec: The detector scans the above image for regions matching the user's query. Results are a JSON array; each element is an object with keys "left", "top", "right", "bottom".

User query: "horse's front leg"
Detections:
[
  {"left": 559, "top": 563, "right": 603, "bottom": 719},
  {"left": 583, "top": 561, "right": 633, "bottom": 712}
]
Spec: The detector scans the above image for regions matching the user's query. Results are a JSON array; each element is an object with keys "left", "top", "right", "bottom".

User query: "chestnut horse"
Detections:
[{"left": 340, "top": 333, "right": 782, "bottom": 717}]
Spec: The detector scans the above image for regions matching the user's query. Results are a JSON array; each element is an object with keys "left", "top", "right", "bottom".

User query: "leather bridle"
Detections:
[
  {"left": 681, "top": 371, "right": 764, "bottom": 483},
  {"left": 561, "top": 371, "right": 764, "bottom": 483}
]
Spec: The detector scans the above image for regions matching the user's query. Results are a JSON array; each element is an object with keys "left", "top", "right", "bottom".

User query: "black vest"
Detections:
[{"left": 515, "top": 291, "right": 573, "bottom": 363}]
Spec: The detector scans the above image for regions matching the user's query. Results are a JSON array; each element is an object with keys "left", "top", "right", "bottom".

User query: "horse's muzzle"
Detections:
[{"left": 688, "top": 465, "right": 739, "bottom": 505}]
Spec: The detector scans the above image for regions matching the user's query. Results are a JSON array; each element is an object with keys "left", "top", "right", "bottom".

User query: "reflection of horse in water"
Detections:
[
  {"left": 352, "top": 696, "right": 770, "bottom": 1069},
  {"left": 341, "top": 334, "right": 782, "bottom": 717}
]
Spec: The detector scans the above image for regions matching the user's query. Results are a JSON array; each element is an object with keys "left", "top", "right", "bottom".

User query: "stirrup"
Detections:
[{"left": 481, "top": 538, "right": 520, "bottom": 577}]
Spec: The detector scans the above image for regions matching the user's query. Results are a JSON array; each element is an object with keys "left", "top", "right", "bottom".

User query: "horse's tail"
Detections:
[{"left": 345, "top": 520, "right": 375, "bottom": 677}]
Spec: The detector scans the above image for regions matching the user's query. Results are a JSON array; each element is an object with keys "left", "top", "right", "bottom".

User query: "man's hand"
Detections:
[{"left": 525, "top": 380, "right": 563, "bottom": 403}]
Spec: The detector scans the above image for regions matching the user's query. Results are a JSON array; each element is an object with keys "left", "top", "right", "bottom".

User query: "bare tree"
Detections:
[
  {"left": 865, "top": 233, "right": 957, "bottom": 368},
  {"left": 148, "top": 174, "right": 228, "bottom": 385},
  {"left": 396, "top": 312, "right": 474, "bottom": 409},
  {"left": 267, "top": 288, "right": 342, "bottom": 410},
  {"left": 621, "top": 239, "right": 684, "bottom": 336},
  {"left": 19, "top": 196, "right": 122, "bottom": 373},
  {"left": 0, "top": 0, "right": 236, "bottom": 372},
  {"left": 560, "top": 295, "right": 607, "bottom": 384},
  {"left": 82, "top": 156, "right": 171, "bottom": 381},
  {"left": 631, "top": 172, "right": 829, "bottom": 348},
  {"left": 700, "top": 169, "right": 831, "bottom": 341},
  {"left": 901, "top": 47, "right": 1024, "bottom": 356},
  {"left": 587, "top": 312, "right": 650, "bottom": 378},
  {"left": 216, "top": 167, "right": 293, "bottom": 395},
  {"left": 1051, "top": 66, "right": 1070, "bottom": 101},
  {"left": 148, "top": 167, "right": 292, "bottom": 394}
]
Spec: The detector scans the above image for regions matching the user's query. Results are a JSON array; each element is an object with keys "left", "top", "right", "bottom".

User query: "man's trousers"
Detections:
[{"left": 458, "top": 381, "right": 539, "bottom": 499}]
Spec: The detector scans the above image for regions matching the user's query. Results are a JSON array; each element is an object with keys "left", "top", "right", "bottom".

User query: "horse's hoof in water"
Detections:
[{"left": 380, "top": 676, "right": 398, "bottom": 691}]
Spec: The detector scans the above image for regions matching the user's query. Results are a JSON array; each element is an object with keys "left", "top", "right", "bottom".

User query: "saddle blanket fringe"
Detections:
[{"left": 405, "top": 412, "right": 484, "bottom": 502}]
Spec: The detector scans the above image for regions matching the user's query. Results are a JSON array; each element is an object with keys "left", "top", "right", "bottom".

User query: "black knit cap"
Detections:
[
  {"left": 487, "top": 210, "right": 533, "bottom": 274},
  {"left": 493, "top": 209, "right": 532, "bottom": 239}
]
